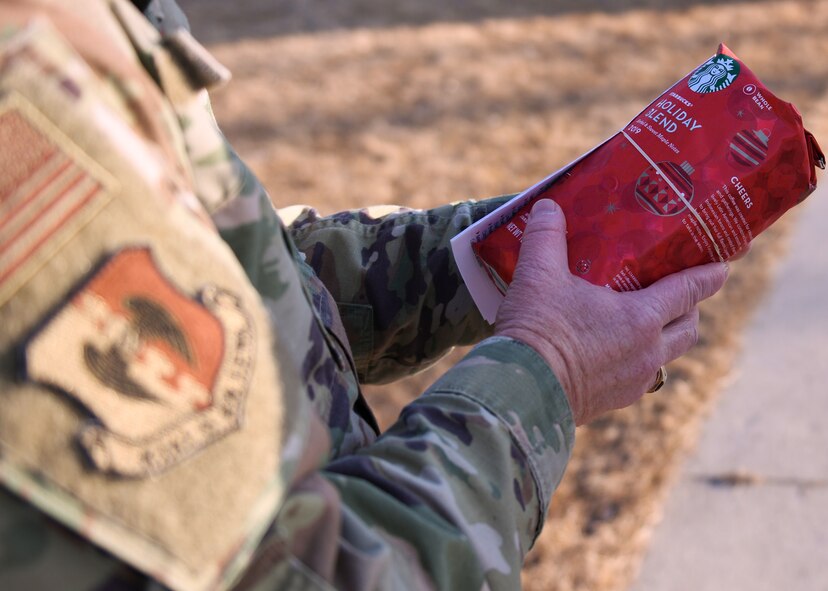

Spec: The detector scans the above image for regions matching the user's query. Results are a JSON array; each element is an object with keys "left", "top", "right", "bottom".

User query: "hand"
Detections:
[{"left": 494, "top": 199, "right": 729, "bottom": 425}]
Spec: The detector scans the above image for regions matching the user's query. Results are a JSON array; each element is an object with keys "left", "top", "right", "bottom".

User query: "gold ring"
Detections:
[{"left": 647, "top": 366, "right": 667, "bottom": 393}]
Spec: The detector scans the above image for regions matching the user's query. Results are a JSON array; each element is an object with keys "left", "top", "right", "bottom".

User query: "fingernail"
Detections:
[
  {"left": 722, "top": 261, "right": 730, "bottom": 277},
  {"left": 532, "top": 199, "right": 559, "bottom": 218}
]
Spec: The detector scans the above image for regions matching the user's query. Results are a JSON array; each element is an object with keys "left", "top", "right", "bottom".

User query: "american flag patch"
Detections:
[{"left": 0, "top": 96, "right": 112, "bottom": 305}]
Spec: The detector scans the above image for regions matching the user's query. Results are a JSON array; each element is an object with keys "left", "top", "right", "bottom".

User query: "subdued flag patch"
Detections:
[{"left": 0, "top": 96, "right": 113, "bottom": 305}]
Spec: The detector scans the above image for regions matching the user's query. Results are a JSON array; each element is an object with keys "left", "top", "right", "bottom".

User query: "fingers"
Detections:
[
  {"left": 516, "top": 199, "right": 569, "bottom": 275},
  {"left": 644, "top": 262, "right": 729, "bottom": 324},
  {"left": 661, "top": 307, "right": 700, "bottom": 363}
]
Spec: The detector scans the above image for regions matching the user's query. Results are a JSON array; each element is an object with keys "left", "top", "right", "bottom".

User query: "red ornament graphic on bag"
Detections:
[
  {"left": 634, "top": 161, "right": 695, "bottom": 216},
  {"left": 728, "top": 129, "right": 770, "bottom": 168}
]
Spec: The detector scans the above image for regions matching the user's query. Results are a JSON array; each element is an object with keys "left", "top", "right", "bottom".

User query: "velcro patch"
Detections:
[
  {"left": 0, "top": 94, "right": 113, "bottom": 306},
  {"left": 25, "top": 247, "right": 255, "bottom": 477}
]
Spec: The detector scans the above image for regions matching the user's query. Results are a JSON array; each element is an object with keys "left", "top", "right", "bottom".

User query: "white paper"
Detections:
[{"left": 451, "top": 141, "right": 609, "bottom": 323}]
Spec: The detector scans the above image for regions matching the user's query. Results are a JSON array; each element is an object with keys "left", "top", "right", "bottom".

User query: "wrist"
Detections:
[{"left": 494, "top": 327, "right": 583, "bottom": 423}]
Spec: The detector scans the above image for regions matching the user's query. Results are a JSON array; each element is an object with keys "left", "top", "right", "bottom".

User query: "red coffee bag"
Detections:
[{"left": 472, "top": 44, "right": 824, "bottom": 294}]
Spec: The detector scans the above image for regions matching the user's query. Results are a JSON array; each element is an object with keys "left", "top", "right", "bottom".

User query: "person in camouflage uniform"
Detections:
[{"left": 0, "top": 1, "right": 729, "bottom": 590}]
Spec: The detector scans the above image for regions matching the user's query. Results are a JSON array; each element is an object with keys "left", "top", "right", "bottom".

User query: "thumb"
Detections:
[{"left": 517, "top": 199, "right": 569, "bottom": 274}]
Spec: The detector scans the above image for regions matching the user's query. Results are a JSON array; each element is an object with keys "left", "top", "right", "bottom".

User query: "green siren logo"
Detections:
[{"left": 688, "top": 54, "right": 740, "bottom": 93}]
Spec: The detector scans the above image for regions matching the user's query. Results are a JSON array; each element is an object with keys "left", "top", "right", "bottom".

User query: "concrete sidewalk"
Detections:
[{"left": 630, "top": 182, "right": 828, "bottom": 591}]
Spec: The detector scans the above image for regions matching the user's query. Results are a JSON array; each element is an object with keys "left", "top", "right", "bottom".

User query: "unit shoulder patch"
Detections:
[{"left": 25, "top": 247, "right": 255, "bottom": 477}]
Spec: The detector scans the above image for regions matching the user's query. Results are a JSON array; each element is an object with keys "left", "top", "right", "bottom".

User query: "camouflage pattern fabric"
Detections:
[{"left": 0, "top": 1, "right": 576, "bottom": 590}]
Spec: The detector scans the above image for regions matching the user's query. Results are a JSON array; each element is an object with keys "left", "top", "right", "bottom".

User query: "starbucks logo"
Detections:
[{"left": 688, "top": 54, "right": 740, "bottom": 94}]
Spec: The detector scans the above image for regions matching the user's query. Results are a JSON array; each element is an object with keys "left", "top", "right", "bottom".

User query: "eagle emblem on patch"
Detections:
[{"left": 25, "top": 247, "right": 255, "bottom": 477}]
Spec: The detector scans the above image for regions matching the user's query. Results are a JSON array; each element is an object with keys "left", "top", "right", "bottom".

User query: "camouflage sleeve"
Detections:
[
  {"left": 283, "top": 198, "right": 513, "bottom": 384},
  {"left": 242, "top": 336, "right": 575, "bottom": 591}
]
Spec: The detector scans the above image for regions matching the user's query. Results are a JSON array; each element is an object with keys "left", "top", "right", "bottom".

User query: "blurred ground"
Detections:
[{"left": 179, "top": 1, "right": 828, "bottom": 589}]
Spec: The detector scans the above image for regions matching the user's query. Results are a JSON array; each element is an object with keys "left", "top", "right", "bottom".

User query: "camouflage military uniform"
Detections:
[{"left": 0, "top": 1, "right": 574, "bottom": 590}]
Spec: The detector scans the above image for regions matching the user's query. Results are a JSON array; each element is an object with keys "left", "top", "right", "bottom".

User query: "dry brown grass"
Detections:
[{"left": 180, "top": 1, "right": 828, "bottom": 589}]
